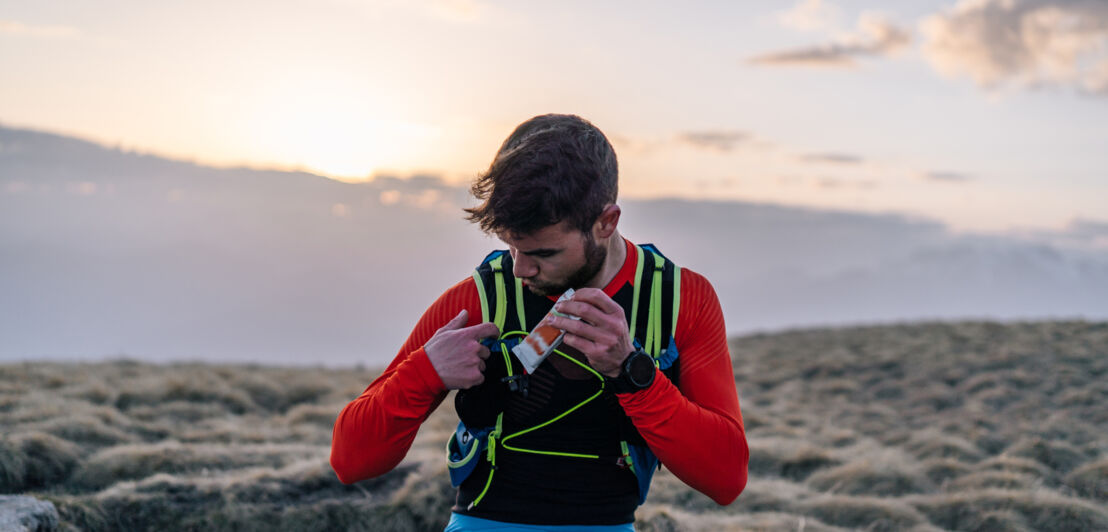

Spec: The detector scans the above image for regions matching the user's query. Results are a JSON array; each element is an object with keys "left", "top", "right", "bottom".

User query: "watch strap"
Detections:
[{"left": 607, "top": 349, "right": 655, "bottom": 394}]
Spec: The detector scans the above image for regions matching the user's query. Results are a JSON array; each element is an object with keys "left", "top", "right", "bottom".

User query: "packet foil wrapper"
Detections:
[{"left": 512, "top": 288, "right": 580, "bottom": 374}]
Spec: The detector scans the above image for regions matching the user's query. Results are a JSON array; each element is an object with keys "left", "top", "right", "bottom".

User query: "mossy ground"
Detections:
[{"left": 2, "top": 320, "right": 1106, "bottom": 531}]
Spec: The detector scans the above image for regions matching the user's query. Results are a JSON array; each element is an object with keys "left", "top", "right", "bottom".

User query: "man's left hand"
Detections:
[{"left": 545, "top": 288, "right": 633, "bottom": 378}]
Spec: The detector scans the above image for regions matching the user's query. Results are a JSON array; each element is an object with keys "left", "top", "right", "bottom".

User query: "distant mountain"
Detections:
[{"left": 3, "top": 124, "right": 1107, "bottom": 365}]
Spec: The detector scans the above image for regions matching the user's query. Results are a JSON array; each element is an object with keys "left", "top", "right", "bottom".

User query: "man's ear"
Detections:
[{"left": 593, "top": 204, "right": 621, "bottom": 239}]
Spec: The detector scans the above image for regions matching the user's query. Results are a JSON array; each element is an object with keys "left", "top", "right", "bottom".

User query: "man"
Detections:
[{"left": 331, "top": 114, "right": 748, "bottom": 530}]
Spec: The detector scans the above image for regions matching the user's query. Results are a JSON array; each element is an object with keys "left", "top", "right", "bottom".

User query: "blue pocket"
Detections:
[
  {"left": 446, "top": 422, "right": 490, "bottom": 487},
  {"left": 626, "top": 442, "right": 660, "bottom": 504}
]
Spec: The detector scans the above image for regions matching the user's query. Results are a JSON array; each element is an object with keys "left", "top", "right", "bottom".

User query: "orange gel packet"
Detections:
[{"left": 512, "top": 288, "right": 579, "bottom": 373}]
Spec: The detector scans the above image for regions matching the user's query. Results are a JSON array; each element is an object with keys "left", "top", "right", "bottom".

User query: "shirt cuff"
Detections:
[
  {"left": 614, "top": 367, "right": 664, "bottom": 402},
  {"left": 407, "top": 346, "right": 447, "bottom": 395}
]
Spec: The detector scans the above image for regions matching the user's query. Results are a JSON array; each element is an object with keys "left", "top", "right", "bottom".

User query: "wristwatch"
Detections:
[{"left": 607, "top": 349, "right": 656, "bottom": 394}]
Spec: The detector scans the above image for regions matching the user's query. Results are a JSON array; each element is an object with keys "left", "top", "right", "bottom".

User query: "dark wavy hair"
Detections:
[{"left": 464, "top": 114, "right": 618, "bottom": 236}]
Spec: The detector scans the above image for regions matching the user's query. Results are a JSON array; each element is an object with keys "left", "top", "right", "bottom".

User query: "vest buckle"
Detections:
[{"left": 500, "top": 374, "right": 529, "bottom": 397}]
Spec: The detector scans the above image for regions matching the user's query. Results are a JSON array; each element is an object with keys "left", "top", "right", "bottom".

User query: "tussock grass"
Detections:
[
  {"left": 909, "top": 488, "right": 1108, "bottom": 531},
  {"left": 281, "top": 403, "right": 342, "bottom": 427},
  {"left": 797, "top": 494, "right": 929, "bottom": 531},
  {"left": 1064, "top": 458, "right": 1108, "bottom": 501},
  {"left": 125, "top": 400, "right": 230, "bottom": 423},
  {"left": 945, "top": 471, "right": 1040, "bottom": 492},
  {"left": 747, "top": 437, "right": 837, "bottom": 480},
  {"left": 643, "top": 470, "right": 724, "bottom": 513},
  {"left": 724, "top": 478, "right": 813, "bottom": 515},
  {"left": 114, "top": 375, "right": 258, "bottom": 414},
  {"left": 1004, "top": 436, "right": 1089, "bottom": 473},
  {"left": 0, "top": 431, "right": 81, "bottom": 492},
  {"left": 636, "top": 504, "right": 857, "bottom": 531},
  {"left": 61, "top": 378, "right": 119, "bottom": 405},
  {"left": 233, "top": 372, "right": 333, "bottom": 414},
  {"left": 974, "top": 455, "right": 1054, "bottom": 479},
  {"left": 646, "top": 470, "right": 815, "bottom": 516},
  {"left": 806, "top": 456, "right": 934, "bottom": 496},
  {"left": 922, "top": 458, "right": 973, "bottom": 486},
  {"left": 26, "top": 416, "right": 138, "bottom": 448},
  {"left": 70, "top": 441, "right": 323, "bottom": 489},
  {"left": 5, "top": 320, "right": 1106, "bottom": 530},
  {"left": 906, "top": 430, "right": 984, "bottom": 462},
  {"left": 965, "top": 510, "right": 1033, "bottom": 532}
]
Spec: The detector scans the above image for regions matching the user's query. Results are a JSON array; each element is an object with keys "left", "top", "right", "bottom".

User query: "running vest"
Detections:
[{"left": 446, "top": 243, "right": 681, "bottom": 525}]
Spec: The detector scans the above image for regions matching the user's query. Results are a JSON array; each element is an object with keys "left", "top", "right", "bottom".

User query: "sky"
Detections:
[{"left": 2, "top": 0, "right": 1106, "bottom": 233}]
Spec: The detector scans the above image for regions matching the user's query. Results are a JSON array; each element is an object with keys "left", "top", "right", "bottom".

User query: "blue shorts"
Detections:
[{"left": 444, "top": 513, "right": 635, "bottom": 532}]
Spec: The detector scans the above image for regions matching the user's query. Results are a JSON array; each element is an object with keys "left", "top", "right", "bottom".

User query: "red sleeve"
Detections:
[
  {"left": 330, "top": 277, "right": 483, "bottom": 484},
  {"left": 615, "top": 268, "right": 748, "bottom": 504}
]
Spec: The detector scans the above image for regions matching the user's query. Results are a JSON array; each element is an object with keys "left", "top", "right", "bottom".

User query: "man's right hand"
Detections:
[{"left": 424, "top": 309, "right": 500, "bottom": 390}]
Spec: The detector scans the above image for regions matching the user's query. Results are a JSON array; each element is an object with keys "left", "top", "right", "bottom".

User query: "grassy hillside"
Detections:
[{"left": 2, "top": 320, "right": 1106, "bottom": 531}]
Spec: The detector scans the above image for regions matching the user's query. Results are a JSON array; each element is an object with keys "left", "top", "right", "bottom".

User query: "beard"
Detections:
[{"left": 526, "top": 233, "right": 607, "bottom": 297}]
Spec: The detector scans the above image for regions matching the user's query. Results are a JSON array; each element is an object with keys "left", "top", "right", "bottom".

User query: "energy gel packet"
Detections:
[{"left": 512, "top": 288, "right": 580, "bottom": 374}]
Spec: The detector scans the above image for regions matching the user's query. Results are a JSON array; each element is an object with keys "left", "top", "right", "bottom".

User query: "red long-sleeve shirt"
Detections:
[{"left": 331, "top": 239, "right": 748, "bottom": 504}]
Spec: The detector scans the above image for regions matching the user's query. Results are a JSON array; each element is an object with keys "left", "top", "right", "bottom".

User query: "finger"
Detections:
[
  {"left": 554, "top": 300, "right": 608, "bottom": 326},
  {"left": 550, "top": 314, "right": 604, "bottom": 343},
  {"left": 561, "top": 332, "right": 600, "bottom": 356},
  {"left": 478, "top": 359, "right": 486, "bottom": 373},
  {"left": 476, "top": 345, "right": 491, "bottom": 360},
  {"left": 551, "top": 309, "right": 624, "bottom": 342},
  {"left": 438, "top": 309, "right": 469, "bottom": 332},
  {"left": 463, "top": 321, "right": 500, "bottom": 341},
  {"left": 566, "top": 288, "right": 622, "bottom": 315}
]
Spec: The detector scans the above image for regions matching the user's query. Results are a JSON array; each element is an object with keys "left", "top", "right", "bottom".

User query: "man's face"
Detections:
[{"left": 499, "top": 222, "right": 606, "bottom": 297}]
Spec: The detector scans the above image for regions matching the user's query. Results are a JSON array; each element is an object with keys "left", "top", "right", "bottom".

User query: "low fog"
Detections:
[{"left": 3, "top": 125, "right": 1107, "bottom": 366}]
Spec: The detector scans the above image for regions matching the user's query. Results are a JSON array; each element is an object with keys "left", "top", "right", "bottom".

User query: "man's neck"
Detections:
[{"left": 585, "top": 231, "right": 627, "bottom": 290}]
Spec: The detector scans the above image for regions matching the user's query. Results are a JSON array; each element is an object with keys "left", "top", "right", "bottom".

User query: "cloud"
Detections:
[
  {"left": 378, "top": 188, "right": 447, "bottom": 210},
  {"left": 799, "top": 152, "right": 864, "bottom": 164},
  {"left": 1060, "top": 218, "right": 1108, "bottom": 249},
  {"left": 750, "top": 12, "right": 911, "bottom": 67},
  {"left": 0, "top": 20, "right": 80, "bottom": 38},
  {"left": 773, "top": 175, "right": 877, "bottom": 189},
  {"left": 1015, "top": 217, "right": 1108, "bottom": 253},
  {"left": 609, "top": 135, "right": 667, "bottom": 156},
  {"left": 778, "top": 0, "right": 842, "bottom": 32},
  {"left": 922, "top": 170, "right": 972, "bottom": 183},
  {"left": 676, "top": 130, "right": 751, "bottom": 152},
  {"left": 1066, "top": 218, "right": 1108, "bottom": 238},
  {"left": 816, "top": 177, "right": 877, "bottom": 189},
  {"left": 920, "top": 0, "right": 1108, "bottom": 95}
]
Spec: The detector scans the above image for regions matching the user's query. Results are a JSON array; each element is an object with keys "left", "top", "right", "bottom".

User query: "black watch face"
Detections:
[{"left": 627, "top": 352, "right": 655, "bottom": 385}]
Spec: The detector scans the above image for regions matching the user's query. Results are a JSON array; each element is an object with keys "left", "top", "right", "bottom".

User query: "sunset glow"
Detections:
[{"left": 1, "top": 0, "right": 1105, "bottom": 231}]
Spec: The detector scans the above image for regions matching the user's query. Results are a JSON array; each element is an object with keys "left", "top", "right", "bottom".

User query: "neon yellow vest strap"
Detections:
[
  {"left": 627, "top": 245, "right": 646, "bottom": 341},
  {"left": 464, "top": 244, "right": 681, "bottom": 509}
]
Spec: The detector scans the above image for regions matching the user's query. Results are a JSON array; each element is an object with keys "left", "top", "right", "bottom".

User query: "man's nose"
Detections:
[{"left": 513, "top": 254, "right": 538, "bottom": 279}]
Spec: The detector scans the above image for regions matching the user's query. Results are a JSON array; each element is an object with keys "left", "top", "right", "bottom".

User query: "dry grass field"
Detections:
[{"left": 2, "top": 320, "right": 1106, "bottom": 531}]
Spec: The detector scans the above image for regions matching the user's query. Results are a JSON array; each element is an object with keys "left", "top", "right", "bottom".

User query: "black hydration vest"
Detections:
[{"left": 447, "top": 244, "right": 681, "bottom": 526}]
